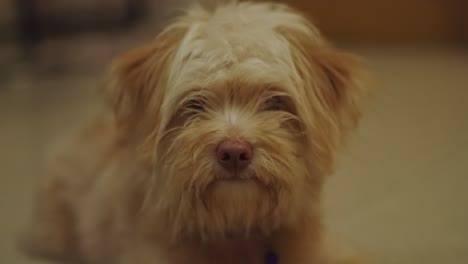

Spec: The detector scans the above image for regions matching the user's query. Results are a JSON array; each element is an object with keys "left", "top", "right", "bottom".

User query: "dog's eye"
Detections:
[
  {"left": 186, "top": 99, "right": 206, "bottom": 111},
  {"left": 264, "top": 96, "right": 284, "bottom": 111}
]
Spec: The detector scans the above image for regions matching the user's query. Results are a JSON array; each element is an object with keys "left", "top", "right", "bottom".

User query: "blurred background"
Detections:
[{"left": 0, "top": 0, "right": 467, "bottom": 263}]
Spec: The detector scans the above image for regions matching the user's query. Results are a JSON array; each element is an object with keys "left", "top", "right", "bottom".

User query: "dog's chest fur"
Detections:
[{"left": 122, "top": 229, "right": 320, "bottom": 264}]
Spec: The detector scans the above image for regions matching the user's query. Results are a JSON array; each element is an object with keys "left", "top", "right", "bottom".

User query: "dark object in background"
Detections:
[
  {"left": 16, "top": 0, "right": 146, "bottom": 59},
  {"left": 283, "top": 0, "right": 468, "bottom": 44}
]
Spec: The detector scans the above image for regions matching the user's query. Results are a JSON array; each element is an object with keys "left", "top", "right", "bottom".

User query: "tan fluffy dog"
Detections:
[{"left": 22, "top": 2, "right": 365, "bottom": 264}]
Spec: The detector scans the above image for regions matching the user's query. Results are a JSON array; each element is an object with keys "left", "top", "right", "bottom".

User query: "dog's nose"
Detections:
[{"left": 217, "top": 139, "right": 252, "bottom": 172}]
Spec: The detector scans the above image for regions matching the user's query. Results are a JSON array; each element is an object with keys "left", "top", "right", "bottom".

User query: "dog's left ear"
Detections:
[
  {"left": 309, "top": 48, "right": 366, "bottom": 173},
  {"left": 278, "top": 21, "right": 366, "bottom": 173},
  {"left": 310, "top": 48, "right": 364, "bottom": 128}
]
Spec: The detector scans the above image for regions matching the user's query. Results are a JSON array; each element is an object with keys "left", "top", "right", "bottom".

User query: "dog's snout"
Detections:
[{"left": 216, "top": 140, "right": 252, "bottom": 172}]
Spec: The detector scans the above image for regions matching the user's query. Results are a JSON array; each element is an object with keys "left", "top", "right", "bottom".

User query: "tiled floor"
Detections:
[{"left": 1, "top": 42, "right": 467, "bottom": 264}]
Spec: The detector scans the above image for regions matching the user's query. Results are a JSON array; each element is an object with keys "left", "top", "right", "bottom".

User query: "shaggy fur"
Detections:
[{"left": 21, "top": 2, "right": 365, "bottom": 264}]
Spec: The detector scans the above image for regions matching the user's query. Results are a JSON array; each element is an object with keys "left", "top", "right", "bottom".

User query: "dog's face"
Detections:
[{"left": 104, "top": 3, "right": 363, "bottom": 241}]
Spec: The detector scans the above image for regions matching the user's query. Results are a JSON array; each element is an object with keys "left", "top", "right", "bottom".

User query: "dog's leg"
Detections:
[
  {"left": 119, "top": 241, "right": 167, "bottom": 264},
  {"left": 320, "top": 233, "right": 364, "bottom": 264},
  {"left": 324, "top": 256, "right": 362, "bottom": 264},
  {"left": 20, "top": 116, "right": 117, "bottom": 262},
  {"left": 19, "top": 173, "right": 80, "bottom": 261}
]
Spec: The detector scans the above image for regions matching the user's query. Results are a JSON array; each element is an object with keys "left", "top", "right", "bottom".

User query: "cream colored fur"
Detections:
[{"left": 21, "top": 1, "right": 365, "bottom": 264}]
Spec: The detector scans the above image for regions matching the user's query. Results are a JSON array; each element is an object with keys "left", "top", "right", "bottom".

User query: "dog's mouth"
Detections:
[
  {"left": 204, "top": 172, "right": 278, "bottom": 207},
  {"left": 213, "top": 161, "right": 261, "bottom": 181},
  {"left": 219, "top": 173, "right": 255, "bottom": 182},
  {"left": 195, "top": 174, "right": 281, "bottom": 239},
  {"left": 207, "top": 173, "right": 259, "bottom": 194}
]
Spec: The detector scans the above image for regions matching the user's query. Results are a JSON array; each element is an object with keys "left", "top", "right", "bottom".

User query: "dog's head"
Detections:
[{"left": 104, "top": 2, "right": 364, "bottom": 241}]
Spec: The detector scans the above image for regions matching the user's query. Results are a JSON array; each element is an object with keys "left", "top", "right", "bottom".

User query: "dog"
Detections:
[{"left": 21, "top": 1, "right": 365, "bottom": 263}]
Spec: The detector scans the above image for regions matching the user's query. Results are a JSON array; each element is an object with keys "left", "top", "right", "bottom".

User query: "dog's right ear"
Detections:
[{"left": 102, "top": 27, "right": 186, "bottom": 137}]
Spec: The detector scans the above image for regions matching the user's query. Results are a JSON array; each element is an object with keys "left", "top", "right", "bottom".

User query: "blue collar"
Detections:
[{"left": 265, "top": 251, "right": 278, "bottom": 264}]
